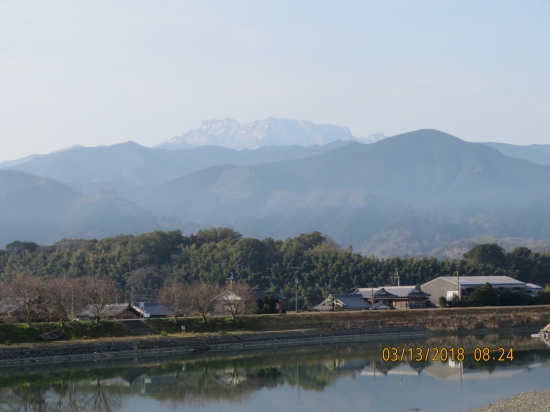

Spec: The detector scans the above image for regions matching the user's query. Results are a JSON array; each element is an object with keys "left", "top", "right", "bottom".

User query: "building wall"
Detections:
[
  {"left": 421, "top": 278, "right": 458, "bottom": 306},
  {"left": 422, "top": 278, "right": 527, "bottom": 306}
]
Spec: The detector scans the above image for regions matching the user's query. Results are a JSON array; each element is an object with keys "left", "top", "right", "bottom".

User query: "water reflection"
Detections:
[{"left": 0, "top": 334, "right": 549, "bottom": 412}]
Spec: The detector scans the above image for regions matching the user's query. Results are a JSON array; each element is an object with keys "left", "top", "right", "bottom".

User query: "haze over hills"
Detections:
[
  {"left": 141, "top": 130, "right": 550, "bottom": 256},
  {"left": 2, "top": 127, "right": 550, "bottom": 256},
  {"left": 484, "top": 142, "right": 550, "bottom": 167},
  {"left": 0, "top": 170, "right": 184, "bottom": 248},
  {"left": 2, "top": 140, "right": 352, "bottom": 191},
  {"left": 155, "top": 118, "right": 387, "bottom": 150}
]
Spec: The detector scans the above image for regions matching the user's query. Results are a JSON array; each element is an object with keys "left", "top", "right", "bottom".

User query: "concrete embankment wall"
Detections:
[{"left": 1, "top": 306, "right": 549, "bottom": 366}]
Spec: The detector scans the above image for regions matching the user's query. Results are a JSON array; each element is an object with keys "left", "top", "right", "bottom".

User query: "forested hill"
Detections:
[
  {"left": 1, "top": 229, "right": 549, "bottom": 310},
  {"left": 142, "top": 129, "right": 550, "bottom": 256}
]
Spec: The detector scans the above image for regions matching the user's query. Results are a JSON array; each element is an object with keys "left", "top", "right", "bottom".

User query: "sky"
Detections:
[{"left": 0, "top": 0, "right": 549, "bottom": 162}]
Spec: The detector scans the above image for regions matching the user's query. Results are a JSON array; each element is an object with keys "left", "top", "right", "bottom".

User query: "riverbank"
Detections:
[
  {"left": 468, "top": 390, "right": 550, "bottom": 412},
  {"left": 0, "top": 306, "right": 549, "bottom": 366},
  {"left": 0, "top": 324, "right": 545, "bottom": 366},
  {"left": 145, "top": 305, "right": 550, "bottom": 334}
]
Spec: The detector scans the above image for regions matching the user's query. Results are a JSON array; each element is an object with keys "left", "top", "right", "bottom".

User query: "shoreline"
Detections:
[
  {"left": 0, "top": 324, "right": 543, "bottom": 367},
  {"left": 468, "top": 390, "right": 550, "bottom": 412}
]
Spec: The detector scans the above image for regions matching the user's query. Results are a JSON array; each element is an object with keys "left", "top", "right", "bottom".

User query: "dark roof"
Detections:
[
  {"left": 374, "top": 288, "right": 398, "bottom": 298},
  {"left": 314, "top": 294, "right": 371, "bottom": 310},
  {"left": 251, "top": 289, "right": 287, "bottom": 301},
  {"left": 355, "top": 286, "right": 430, "bottom": 299},
  {"left": 77, "top": 303, "right": 137, "bottom": 318},
  {"left": 371, "top": 301, "right": 394, "bottom": 310},
  {"left": 133, "top": 302, "right": 171, "bottom": 317}
]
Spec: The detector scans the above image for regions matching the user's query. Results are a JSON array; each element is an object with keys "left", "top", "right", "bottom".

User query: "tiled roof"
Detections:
[
  {"left": 355, "top": 286, "right": 430, "bottom": 298},
  {"left": 251, "top": 289, "right": 287, "bottom": 301},
  {"left": 314, "top": 294, "right": 371, "bottom": 310},
  {"left": 78, "top": 304, "right": 135, "bottom": 318},
  {"left": 370, "top": 301, "right": 394, "bottom": 310}
]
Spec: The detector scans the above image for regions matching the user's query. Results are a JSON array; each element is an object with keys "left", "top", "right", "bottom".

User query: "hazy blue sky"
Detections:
[{"left": 1, "top": 1, "right": 549, "bottom": 162}]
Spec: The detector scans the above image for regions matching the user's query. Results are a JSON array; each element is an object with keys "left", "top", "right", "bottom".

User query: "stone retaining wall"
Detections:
[{"left": 0, "top": 324, "right": 543, "bottom": 367}]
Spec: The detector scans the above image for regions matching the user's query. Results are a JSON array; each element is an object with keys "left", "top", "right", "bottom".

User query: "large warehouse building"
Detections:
[{"left": 421, "top": 276, "right": 542, "bottom": 306}]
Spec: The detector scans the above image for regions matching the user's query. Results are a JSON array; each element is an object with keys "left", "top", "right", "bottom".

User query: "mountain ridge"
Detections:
[
  {"left": 155, "top": 118, "right": 386, "bottom": 150},
  {"left": 141, "top": 129, "right": 550, "bottom": 255}
]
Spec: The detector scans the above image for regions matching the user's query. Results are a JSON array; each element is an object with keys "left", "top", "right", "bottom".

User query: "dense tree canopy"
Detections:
[{"left": 1, "top": 229, "right": 549, "bottom": 310}]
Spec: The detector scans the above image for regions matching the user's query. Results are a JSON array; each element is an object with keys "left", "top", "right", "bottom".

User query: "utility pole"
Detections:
[
  {"left": 295, "top": 278, "right": 298, "bottom": 312},
  {"left": 370, "top": 286, "right": 374, "bottom": 310},
  {"left": 457, "top": 269, "right": 461, "bottom": 301},
  {"left": 395, "top": 271, "right": 400, "bottom": 287},
  {"left": 227, "top": 272, "right": 235, "bottom": 286},
  {"left": 289, "top": 266, "right": 301, "bottom": 312}
]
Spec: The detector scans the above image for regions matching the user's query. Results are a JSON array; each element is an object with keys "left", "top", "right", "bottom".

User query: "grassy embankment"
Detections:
[
  {"left": 145, "top": 305, "right": 550, "bottom": 334},
  {"left": 1, "top": 306, "right": 549, "bottom": 346},
  {"left": 0, "top": 321, "right": 132, "bottom": 345}
]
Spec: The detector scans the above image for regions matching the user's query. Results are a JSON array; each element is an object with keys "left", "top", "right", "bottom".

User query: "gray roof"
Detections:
[
  {"left": 0, "top": 300, "right": 20, "bottom": 315},
  {"left": 355, "top": 286, "right": 430, "bottom": 298},
  {"left": 251, "top": 289, "right": 287, "bottom": 301},
  {"left": 133, "top": 302, "right": 171, "bottom": 317},
  {"left": 370, "top": 301, "right": 394, "bottom": 310},
  {"left": 526, "top": 283, "right": 543, "bottom": 290},
  {"left": 426, "top": 276, "right": 525, "bottom": 287},
  {"left": 314, "top": 294, "right": 371, "bottom": 310},
  {"left": 78, "top": 303, "right": 136, "bottom": 318}
]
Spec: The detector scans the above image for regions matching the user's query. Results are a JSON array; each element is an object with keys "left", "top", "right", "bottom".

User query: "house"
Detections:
[
  {"left": 251, "top": 289, "right": 287, "bottom": 313},
  {"left": 421, "top": 276, "right": 542, "bottom": 306},
  {"left": 77, "top": 303, "right": 141, "bottom": 320},
  {"left": 354, "top": 286, "right": 431, "bottom": 309},
  {"left": 370, "top": 300, "right": 395, "bottom": 310},
  {"left": 131, "top": 302, "right": 172, "bottom": 318},
  {"left": 526, "top": 283, "right": 544, "bottom": 296},
  {"left": 313, "top": 294, "right": 371, "bottom": 311},
  {"left": 212, "top": 289, "right": 287, "bottom": 314}
]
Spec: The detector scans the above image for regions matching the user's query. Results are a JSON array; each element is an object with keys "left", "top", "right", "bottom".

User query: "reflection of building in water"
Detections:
[
  {"left": 360, "top": 361, "right": 425, "bottom": 377},
  {"left": 322, "top": 359, "right": 368, "bottom": 372},
  {"left": 423, "top": 360, "right": 543, "bottom": 381}
]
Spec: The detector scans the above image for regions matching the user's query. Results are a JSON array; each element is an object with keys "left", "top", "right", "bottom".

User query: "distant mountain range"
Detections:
[
  {"left": 141, "top": 130, "right": 550, "bottom": 255},
  {"left": 1, "top": 121, "right": 550, "bottom": 256},
  {"left": 483, "top": 142, "right": 550, "bottom": 167},
  {"left": 0, "top": 170, "right": 190, "bottom": 247},
  {"left": 0, "top": 140, "right": 352, "bottom": 200},
  {"left": 154, "top": 118, "right": 387, "bottom": 150}
]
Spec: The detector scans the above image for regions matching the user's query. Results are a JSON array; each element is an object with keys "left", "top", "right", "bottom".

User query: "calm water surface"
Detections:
[{"left": 1, "top": 334, "right": 549, "bottom": 412}]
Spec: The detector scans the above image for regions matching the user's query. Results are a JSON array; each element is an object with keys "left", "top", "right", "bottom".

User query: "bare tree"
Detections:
[
  {"left": 157, "top": 283, "right": 190, "bottom": 324},
  {"left": 46, "top": 277, "right": 81, "bottom": 326},
  {"left": 219, "top": 283, "right": 257, "bottom": 321},
  {"left": 188, "top": 283, "right": 220, "bottom": 323},
  {"left": 8, "top": 274, "right": 47, "bottom": 325},
  {"left": 79, "top": 277, "right": 120, "bottom": 323},
  {"left": 0, "top": 284, "right": 18, "bottom": 322}
]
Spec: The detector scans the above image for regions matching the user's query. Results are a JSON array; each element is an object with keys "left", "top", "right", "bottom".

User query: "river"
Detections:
[{"left": 1, "top": 333, "right": 549, "bottom": 412}]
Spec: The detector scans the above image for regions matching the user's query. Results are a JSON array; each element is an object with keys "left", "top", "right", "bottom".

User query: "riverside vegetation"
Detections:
[
  {"left": 2, "top": 306, "right": 549, "bottom": 345},
  {"left": 1, "top": 228, "right": 550, "bottom": 312}
]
